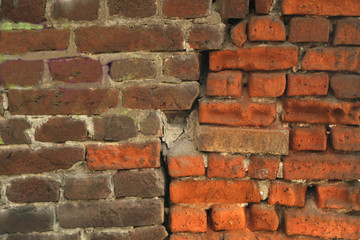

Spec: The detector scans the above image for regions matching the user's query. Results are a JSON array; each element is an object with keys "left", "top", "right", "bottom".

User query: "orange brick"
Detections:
[
  {"left": 255, "top": 0, "right": 272, "bottom": 14},
  {"left": 334, "top": 19, "right": 360, "bottom": 45},
  {"left": 206, "top": 71, "right": 242, "bottom": 97},
  {"left": 268, "top": 181, "right": 307, "bottom": 207},
  {"left": 170, "top": 205, "right": 207, "bottom": 233},
  {"left": 330, "top": 74, "right": 360, "bottom": 99},
  {"left": 290, "top": 126, "right": 327, "bottom": 151},
  {"left": 248, "top": 16, "right": 285, "bottom": 42},
  {"left": 247, "top": 72, "right": 286, "bottom": 97},
  {"left": 231, "top": 22, "right": 247, "bottom": 48},
  {"left": 248, "top": 156, "right": 280, "bottom": 180},
  {"left": 287, "top": 73, "right": 329, "bottom": 96},
  {"left": 167, "top": 154, "right": 205, "bottom": 177},
  {"left": 248, "top": 204, "right": 279, "bottom": 231},
  {"left": 289, "top": 17, "right": 330, "bottom": 43},
  {"left": 316, "top": 183, "right": 360, "bottom": 210},
  {"left": 330, "top": 126, "right": 360, "bottom": 151},
  {"left": 207, "top": 154, "right": 245, "bottom": 178},
  {"left": 211, "top": 204, "right": 247, "bottom": 231}
]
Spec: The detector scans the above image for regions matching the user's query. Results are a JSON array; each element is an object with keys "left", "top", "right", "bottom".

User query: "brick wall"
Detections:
[{"left": 0, "top": 0, "right": 359, "bottom": 239}]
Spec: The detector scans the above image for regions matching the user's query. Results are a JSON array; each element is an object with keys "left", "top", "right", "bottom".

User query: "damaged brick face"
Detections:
[{"left": 0, "top": 0, "right": 360, "bottom": 240}]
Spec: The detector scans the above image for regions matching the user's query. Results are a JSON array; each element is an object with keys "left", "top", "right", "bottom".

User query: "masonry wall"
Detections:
[{"left": 0, "top": 0, "right": 359, "bottom": 239}]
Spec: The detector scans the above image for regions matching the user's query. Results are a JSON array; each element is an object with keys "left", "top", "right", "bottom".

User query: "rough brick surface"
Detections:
[
  {"left": 248, "top": 156, "right": 280, "bottom": 180},
  {"left": 268, "top": 181, "right": 307, "bottom": 207},
  {"left": 110, "top": 58, "right": 156, "bottom": 81},
  {"left": 316, "top": 183, "right": 360, "bottom": 210},
  {"left": 0, "top": 60, "right": 43, "bottom": 87},
  {"left": 0, "top": 119, "right": 31, "bottom": 145},
  {"left": 330, "top": 74, "right": 360, "bottom": 99},
  {"left": 170, "top": 206, "right": 207, "bottom": 233},
  {"left": 290, "top": 126, "right": 327, "bottom": 151},
  {"left": 0, "top": 0, "right": 46, "bottom": 23},
  {"left": 248, "top": 204, "right": 279, "bottom": 231},
  {"left": 188, "top": 24, "right": 225, "bottom": 50},
  {"left": 93, "top": 116, "right": 137, "bottom": 141},
  {"left": 52, "top": 0, "right": 100, "bottom": 21},
  {"left": 247, "top": 72, "right": 286, "bottom": 97},
  {"left": 163, "top": 0, "right": 211, "bottom": 18},
  {"left": 140, "top": 112, "right": 163, "bottom": 136},
  {"left": 255, "top": 0, "right": 272, "bottom": 14},
  {"left": 231, "top": 22, "right": 247, "bottom": 48},
  {"left": 287, "top": 73, "right": 329, "bottom": 96},
  {"left": 206, "top": 71, "right": 243, "bottom": 97},
  {"left": 108, "top": 0, "right": 157, "bottom": 18},
  {"left": 7, "top": 233, "right": 80, "bottom": 240},
  {"left": 89, "top": 226, "right": 167, "bottom": 240},
  {"left": 207, "top": 154, "right": 246, "bottom": 178},
  {"left": 220, "top": 0, "right": 249, "bottom": 18},
  {"left": 334, "top": 19, "right": 360, "bottom": 45},
  {"left": 167, "top": 154, "right": 205, "bottom": 177},
  {"left": 164, "top": 54, "right": 200, "bottom": 81},
  {"left": 289, "top": 17, "right": 330, "bottom": 43},
  {"left": 64, "top": 175, "right": 111, "bottom": 200},
  {"left": 248, "top": 16, "right": 286, "bottom": 41},
  {"left": 211, "top": 205, "right": 247, "bottom": 231},
  {"left": 330, "top": 126, "right": 360, "bottom": 151}
]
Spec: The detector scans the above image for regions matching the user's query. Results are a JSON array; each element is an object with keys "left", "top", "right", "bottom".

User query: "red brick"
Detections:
[
  {"left": 334, "top": 19, "right": 360, "bottom": 45},
  {"left": 302, "top": 47, "right": 360, "bottom": 73},
  {"left": 224, "top": 229, "right": 321, "bottom": 240},
  {"left": 170, "top": 180, "right": 261, "bottom": 204},
  {"left": 283, "top": 151, "right": 360, "bottom": 180},
  {"left": 86, "top": 141, "right": 160, "bottom": 170},
  {"left": 90, "top": 226, "right": 167, "bottom": 240},
  {"left": 282, "top": 0, "right": 360, "bottom": 16},
  {"left": 122, "top": 82, "right": 199, "bottom": 110},
  {"left": 64, "top": 175, "right": 111, "bottom": 200},
  {"left": 170, "top": 233, "right": 205, "bottom": 240},
  {"left": 52, "top": 0, "right": 100, "bottom": 21},
  {"left": 248, "top": 204, "right": 279, "bottom": 231},
  {"left": 199, "top": 100, "right": 276, "bottom": 126},
  {"left": 283, "top": 98, "right": 360, "bottom": 125},
  {"left": 167, "top": 154, "right": 205, "bottom": 177},
  {"left": 210, "top": 45, "right": 298, "bottom": 71},
  {"left": 330, "top": 126, "right": 360, "bottom": 151},
  {"left": 0, "top": 0, "right": 45, "bottom": 23},
  {"left": 247, "top": 72, "right": 286, "bottom": 97},
  {"left": 330, "top": 74, "right": 360, "bottom": 99},
  {"left": 211, "top": 204, "right": 247, "bottom": 231},
  {"left": 316, "top": 183, "right": 360, "bottom": 210},
  {"left": 108, "top": 0, "right": 156, "bottom": 18},
  {"left": 207, "top": 154, "right": 246, "bottom": 178},
  {"left": 248, "top": 16, "right": 285, "bottom": 42},
  {"left": 188, "top": 24, "right": 225, "bottom": 50},
  {"left": 268, "top": 181, "right": 307, "bottom": 207},
  {"left": 0, "top": 29, "right": 70, "bottom": 54},
  {"left": 0, "top": 60, "right": 43, "bottom": 87},
  {"left": 287, "top": 73, "right": 329, "bottom": 96},
  {"left": 248, "top": 156, "right": 280, "bottom": 180},
  {"left": 206, "top": 71, "right": 242, "bottom": 97},
  {"left": 93, "top": 116, "right": 137, "bottom": 141},
  {"left": 75, "top": 25, "right": 184, "bottom": 53},
  {"left": 220, "top": 0, "right": 249, "bottom": 19},
  {"left": 164, "top": 54, "right": 200, "bottom": 81},
  {"left": 255, "top": 0, "right": 272, "bottom": 14},
  {"left": 289, "top": 17, "right": 330, "bottom": 43},
  {"left": 0, "top": 119, "right": 31, "bottom": 145},
  {"left": 231, "top": 22, "right": 247, "bottom": 48},
  {"left": 197, "top": 125, "right": 289, "bottom": 155},
  {"left": 110, "top": 58, "right": 156, "bottom": 81},
  {"left": 290, "top": 126, "right": 327, "bottom": 151},
  {"left": 163, "top": 0, "right": 211, "bottom": 18},
  {"left": 170, "top": 205, "right": 207, "bottom": 233}
]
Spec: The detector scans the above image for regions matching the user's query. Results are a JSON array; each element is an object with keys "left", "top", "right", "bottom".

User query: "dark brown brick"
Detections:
[
  {"left": 6, "top": 177, "right": 60, "bottom": 203},
  {"left": 140, "top": 112, "right": 163, "bottom": 136},
  {"left": 52, "top": 0, "right": 100, "bottom": 21},
  {"left": 164, "top": 54, "right": 200, "bottom": 81},
  {"left": 188, "top": 24, "right": 225, "bottom": 50},
  {"left": 163, "top": 0, "right": 211, "bottom": 18},
  {"left": 109, "top": 58, "right": 156, "bottom": 81},
  {"left": 330, "top": 74, "right": 360, "bottom": 99},
  {"left": 7, "top": 233, "right": 80, "bottom": 240},
  {"left": 0, "top": 60, "right": 43, "bottom": 87},
  {"left": 334, "top": 19, "right": 360, "bottom": 45},
  {"left": 220, "top": 0, "right": 249, "bottom": 19},
  {"left": 289, "top": 17, "right": 330, "bottom": 43},
  {"left": 0, "top": 119, "right": 31, "bottom": 145},
  {"left": 89, "top": 226, "right": 168, "bottom": 240},
  {"left": 64, "top": 175, "right": 111, "bottom": 200},
  {"left": 0, "top": 0, "right": 46, "bottom": 23},
  {"left": 93, "top": 115, "right": 137, "bottom": 141},
  {"left": 108, "top": 0, "right": 156, "bottom": 18},
  {"left": 255, "top": 0, "right": 272, "bottom": 14}
]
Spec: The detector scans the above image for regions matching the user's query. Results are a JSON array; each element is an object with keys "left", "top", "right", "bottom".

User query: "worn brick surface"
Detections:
[
  {"left": 93, "top": 116, "right": 137, "bottom": 141},
  {"left": 140, "top": 112, "right": 163, "bottom": 136},
  {"left": 247, "top": 72, "right": 286, "bottom": 97},
  {"left": 248, "top": 156, "right": 280, "bottom": 180},
  {"left": 108, "top": 0, "right": 157, "bottom": 18},
  {"left": 334, "top": 19, "right": 360, "bottom": 45},
  {"left": 255, "top": 0, "right": 272, "bottom": 14},
  {"left": 268, "top": 181, "right": 307, "bottom": 207},
  {"left": 64, "top": 175, "right": 111, "bottom": 200},
  {"left": 211, "top": 205, "right": 247, "bottom": 231},
  {"left": 0, "top": 0, "right": 46, "bottom": 23},
  {"left": 206, "top": 71, "right": 242, "bottom": 97},
  {"left": 167, "top": 154, "right": 205, "bottom": 177},
  {"left": 7, "top": 233, "right": 80, "bottom": 240},
  {"left": 316, "top": 183, "right": 360, "bottom": 210},
  {"left": 248, "top": 16, "right": 286, "bottom": 41},
  {"left": 52, "top": 0, "right": 100, "bottom": 21},
  {"left": 330, "top": 126, "right": 360, "bottom": 151},
  {"left": 330, "top": 74, "right": 360, "bottom": 99},
  {"left": 164, "top": 54, "right": 200, "bottom": 81},
  {"left": 289, "top": 17, "right": 330, "bottom": 43},
  {"left": 207, "top": 154, "right": 246, "bottom": 178},
  {"left": 188, "top": 24, "right": 225, "bottom": 50},
  {"left": 231, "top": 22, "right": 247, "bottom": 48},
  {"left": 163, "top": 0, "right": 211, "bottom": 18},
  {"left": 110, "top": 58, "right": 156, "bottom": 81},
  {"left": 290, "top": 126, "right": 327, "bottom": 151},
  {"left": 170, "top": 205, "right": 207, "bottom": 233},
  {"left": 0, "top": 60, "right": 43, "bottom": 87},
  {"left": 220, "top": 0, "right": 249, "bottom": 18},
  {"left": 287, "top": 73, "right": 329, "bottom": 96},
  {"left": 248, "top": 204, "right": 279, "bottom": 231},
  {"left": 89, "top": 226, "right": 167, "bottom": 240},
  {"left": 0, "top": 119, "right": 31, "bottom": 145}
]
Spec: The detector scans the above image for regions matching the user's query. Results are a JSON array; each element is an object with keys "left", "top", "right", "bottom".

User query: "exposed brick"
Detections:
[
  {"left": 248, "top": 204, "right": 279, "bottom": 231},
  {"left": 224, "top": 229, "right": 321, "bottom": 240},
  {"left": 122, "top": 82, "right": 199, "bottom": 110},
  {"left": 8, "top": 88, "right": 118, "bottom": 115},
  {"left": 140, "top": 112, "right": 163, "bottom": 137},
  {"left": 0, "top": 0, "right": 45, "bottom": 23},
  {"left": 7, "top": 233, "right": 80, "bottom": 240},
  {"left": 207, "top": 154, "right": 246, "bottom": 178},
  {"left": 89, "top": 226, "right": 168, "bottom": 240},
  {"left": 164, "top": 54, "right": 200, "bottom": 81},
  {"left": 197, "top": 125, "right": 289, "bottom": 155},
  {"left": 220, "top": 0, "right": 249, "bottom": 19},
  {"left": 163, "top": 0, "right": 211, "bottom": 18},
  {"left": 170, "top": 233, "right": 206, "bottom": 240},
  {"left": 114, "top": 169, "right": 165, "bottom": 197},
  {"left": 0, "top": 60, "right": 43, "bottom": 87},
  {"left": 211, "top": 204, "right": 246, "bottom": 231},
  {"left": 231, "top": 22, "right": 247, "bottom": 48},
  {"left": 64, "top": 175, "right": 111, "bottom": 200},
  {"left": 35, "top": 117, "right": 87, "bottom": 143},
  {"left": 287, "top": 73, "right": 329, "bottom": 96},
  {"left": 167, "top": 154, "right": 205, "bottom": 177},
  {"left": 248, "top": 16, "right": 285, "bottom": 42},
  {"left": 110, "top": 58, "right": 156, "bottom": 81},
  {"left": 283, "top": 98, "right": 360, "bottom": 125},
  {"left": 330, "top": 126, "right": 360, "bottom": 151},
  {"left": 290, "top": 126, "right": 327, "bottom": 151},
  {"left": 170, "top": 180, "right": 261, "bottom": 204},
  {"left": 247, "top": 72, "right": 286, "bottom": 97},
  {"left": 0, "top": 119, "right": 31, "bottom": 145},
  {"left": 206, "top": 71, "right": 243, "bottom": 97},
  {"left": 6, "top": 177, "right": 60, "bottom": 203},
  {"left": 282, "top": 0, "right": 360, "bottom": 16},
  {"left": 75, "top": 25, "right": 184, "bottom": 53},
  {"left": 334, "top": 19, "right": 360, "bottom": 45},
  {"left": 330, "top": 74, "right": 360, "bottom": 99},
  {"left": 170, "top": 205, "right": 207, "bottom": 233},
  {"left": 52, "top": 0, "right": 100, "bottom": 21},
  {"left": 0, "top": 146, "right": 84, "bottom": 175},
  {"left": 49, "top": 58, "right": 102, "bottom": 83},
  {"left": 108, "top": 0, "right": 156, "bottom": 18},
  {"left": 302, "top": 47, "right": 360, "bottom": 73},
  {"left": 59, "top": 199, "right": 163, "bottom": 228},
  {"left": 268, "top": 181, "right": 307, "bottom": 207},
  {"left": 289, "top": 17, "right": 330, "bottom": 43},
  {"left": 255, "top": 0, "right": 272, "bottom": 14},
  {"left": 248, "top": 156, "right": 280, "bottom": 180},
  {"left": 210, "top": 45, "right": 298, "bottom": 71},
  {"left": 316, "top": 183, "right": 360, "bottom": 210},
  {"left": 86, "top": 141, "right": 160, "bottom": 170},
  {"left": 188, "top": 24, "right": 225, "bottom": 50},
  {"left": 0, "top": 206, "right": 53, "bottom": 234},
  {"left": 0, "top": 29, "right": 70, "bottom": 54},
  {"left": 93, "top": 116, "right": 137, "bottom": 141},
  {"left": 199, "top": 99, "right": 276, "bottom": 127},
  {"left": 283, "top": 151, "right": 360, "bottom": 180}
]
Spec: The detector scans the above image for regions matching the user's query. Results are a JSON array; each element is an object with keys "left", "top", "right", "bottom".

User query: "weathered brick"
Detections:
[
  {"left": 248, "top": 16, "right": 285, "bottom": 42},
  {"left": 35, "top": 117, "right": 87, "bottom": 142},
  {"left": 247, "top": 72, "right": 286, "bottom": 97},
  {"left": 8, "top": 88, "right": 118, "bottom": 115},
  {"left": 114, "top": 169, "right": 165, "bottom": 197},
  {"left": 207, "top": 154, "right": 246, "bottom": 178},
  {"left": 64, "top": 175, "right": 111, "bottom": 200},
  {"left": 163, "top": 0, "right": 211, "bottom": 18},
  {"left": 170, "top": 205, "right": 207, "bottom": 233},
  {"left": 0, "top": 119, "right": 31, "bottom": 145},
  {"left": 231, "top": 22, "right": 247, "bottom": 48},
  {"left": 331, "top": 126, "right": 360, "bottom": 151},
  {"left": 197, "top": 125, "right": 289, "bottom": 155},
  {"left": 167, "top": 154, "right": 205, "bottom": 177},
  {"left": 122, "top": 82, "right": 199, "bottom": 110},
  {"left": 6, "top": 177, "right": 60, "bottom": 203},
  {"left": 211, "top": 204, "right": 246, "bottom": 231},
  {"left": 268, "top": 181, "right": 307, "bottom": 207},
  {"left": 334, "top": 19, "right": 360, "bottom": 45},
  {"left": 0, "top": 146, "right": 84, "bottom": 175},
  {"left": 75, "top": 25, "right": 184, "bottom": 53},
  {"left": 0, "top": 60, "right": 43, "bottom": 87},
  {"left": 210, "top": 45, "right": 298, "bottom": 71},
  {"left": 0, "top": 29, "right": 70, "bottom": 54},
  {"left": 255, "top": 0, "right": 272, "bottom": 14},
  {"left": 49, "top": 58, "right": 102, "bottom": 83},
  {"left": 52, "top": 0, "right": 100, "bottom": 21},
  {"left": 316, "top": 183, "right": 360, "bottom": 210},
  {"left": 170, "top": 180, "right": 261, "bottom": 204},
  {"left": 108, "top": 0, "right": 156, "bottom": 18},
  {"left": 164, "top": 54, "right": 200, "bottom": 81},
  {"left": 330, "top": 74, "right": 360, "bottom": 99},
  {"left": 140, "top": 112, "right": 163, "bottom": 137},
  {"left": 289, "top": 17, "right": 330, "bottom": 43},
  {"left": 206, "top": 71, "right": 242, "bottom": 97},
  {"left": 59, "top": 199, "right": 163, "bottom": 228},
  {"left": 224, "top": 229, "right": 321, "bottom": 240},
  {"left": 89, "top": 226, "right": 167, "bottom": 240},
  {"left": 287, "top": 73, "right": 329, "bottom": 96},
  {"left": 0, "top": 0, "right": 45, "bottom": 23},
  {"left": 110, "top": 58, "right": 156, "bottom": 81},
  {"left": 86, "top": 141, "right": 160, "bottom": 170},
  {"left": 283, "top": 152, "right": 360, "bottom": 180},
  {"left": 188, "top": 24, "right": 225, "bottom": 50},
  {"left": 290, "top": 126, "right": 327, "bottom": 151},
  {"left": 219, "top": 0, "right": 249, "bottom": 19},
  {"left": 248, "top": 156, "right": 280, "bottom": 180},
  {"left": 93, "top": 116, "right": 137, "bottom": 141},
  {"left": 248, "top": 204, "right": 279, "bottom": 231},
  {"left": 7, "top": 233, "right": 80, "bottom": 240}
]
